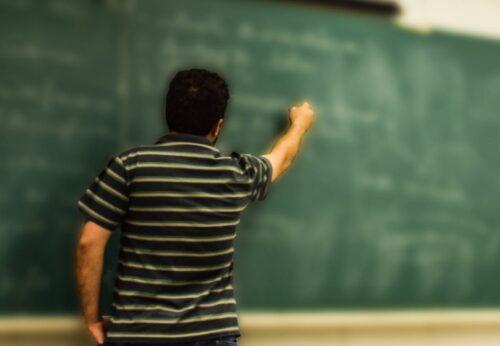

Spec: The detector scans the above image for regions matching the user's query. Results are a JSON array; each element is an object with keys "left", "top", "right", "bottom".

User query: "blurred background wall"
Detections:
[
  {"left": 398, "top": 0, "right": 500, "bottom": 39},
  {"left": 1, "top": 0, "right": 500, "bottom": 345}
]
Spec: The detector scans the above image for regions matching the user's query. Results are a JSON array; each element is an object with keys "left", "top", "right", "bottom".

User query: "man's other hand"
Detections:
[{"left": 87, "top": 319, "right": 107, "bottom": 344}]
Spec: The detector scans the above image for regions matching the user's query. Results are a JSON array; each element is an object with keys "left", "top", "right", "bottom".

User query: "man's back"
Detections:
[
  {"left": 78, "top": 132, "right": 272, "bottom": 343},
  {"left": 75, "top": 68, "right": 313, "bottom": 346}
]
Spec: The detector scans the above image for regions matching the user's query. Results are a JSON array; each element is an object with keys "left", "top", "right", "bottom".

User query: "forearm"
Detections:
[
  {"left": 263, "top": 102, "right": 314, "bottom": 181},
  {"left": 264, "top": 123, "right": 307, "bottom": 181},
  {"left": 76, "top": 238, "right": 106, "bottom": 324}
]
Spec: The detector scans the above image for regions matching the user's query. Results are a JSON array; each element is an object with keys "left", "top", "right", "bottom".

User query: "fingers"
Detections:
[
  {"left": 289, "top": 101, "right": 310, "bottom": 112},
  {"left": 88, "top": 322, "right": 106, "bottom": 344},
  {"left": 93, "top": 329, "right": 105, "bottom": 344}
]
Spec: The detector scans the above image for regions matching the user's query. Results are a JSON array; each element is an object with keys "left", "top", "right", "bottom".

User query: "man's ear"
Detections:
[{"left": 212, "top": 118, "right": 224, "bottom": 137}]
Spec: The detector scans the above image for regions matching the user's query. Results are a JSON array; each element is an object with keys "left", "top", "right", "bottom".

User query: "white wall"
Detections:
[{"left": 397, "top": 0, "right": 500, "bottom": 40}]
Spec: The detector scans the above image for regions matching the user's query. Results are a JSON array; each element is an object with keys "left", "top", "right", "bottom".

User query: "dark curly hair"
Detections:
[{"left": 165, "top": 69, "right": 230, "bottom": 136}]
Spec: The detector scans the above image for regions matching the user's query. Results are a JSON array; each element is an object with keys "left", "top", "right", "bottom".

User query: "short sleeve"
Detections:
[
  {"left": 77, "top": 156, "right": 129, "bottom": 231},
  {"left": 231, "top": 152, "right": 273, "bottom": 202}
]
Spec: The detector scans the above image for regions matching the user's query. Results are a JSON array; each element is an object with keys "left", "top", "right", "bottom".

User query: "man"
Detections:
[{"left": 76, "top": 68, "right": 314, "bottom": 345}]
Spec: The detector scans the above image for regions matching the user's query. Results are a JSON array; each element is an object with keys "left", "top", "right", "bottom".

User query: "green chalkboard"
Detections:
[{"left": 2, "top": 0, "right": 500, "bottom": 314}]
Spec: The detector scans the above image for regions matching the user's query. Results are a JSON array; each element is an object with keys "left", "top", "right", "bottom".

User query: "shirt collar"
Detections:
[{"left": 155, "top": 132, "right": 218, "bottom": 149}]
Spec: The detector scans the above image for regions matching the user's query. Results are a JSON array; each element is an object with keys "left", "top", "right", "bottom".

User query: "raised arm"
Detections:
[
  {"left": 76, "top": 221, "right": 112, "bottom": 345},
  {"left": 262, "top": 101, "right": 315, "bottom": 182}
]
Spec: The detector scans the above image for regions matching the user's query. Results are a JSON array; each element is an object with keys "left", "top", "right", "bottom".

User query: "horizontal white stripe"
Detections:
[
  {"left": 77, "top": 200, "right": 117, "bottom": 226},
  {"left": 121, "top": 150, "right": 230, "bottom": 161},
  {"left": 111, "top": 312, "right": 237, "bottom": 324},
  {"left": 117, "top": 273, "right": 231, "bottom": 286},
  {"left": 129, "top": 205, "right": 246, "bottom": 213},
  {"left": 125, "top": 162, "right": 242, "bottom": 174},
  {"left": 124, "top": 233, "right": 236, "bottom": 242},
  {"left": 125, "top": 219, "right": 239, "bottom": 228},
  {"left": 115, "top": 284, "right": 233, "bottom": 300},
  {"left": 107, "top": 326, "right": 239, "bottom": 339},
  {"left": 85, "top": 189, "right": 125, "bottom": 215},
  {"left": 120, "top": 260, "right": 232, "bottom": 272},
  {"left": 131, "top": 176, "right": 251, "bottom": 185},
  {"left": 130, "top": 191, "right": 251, "bottom": 198},
  {"left": 122, "top": 246, "right": 234, "bottom": 257},
  {"left": 112, "top": 298, "right": 236, "bottom": 313}
]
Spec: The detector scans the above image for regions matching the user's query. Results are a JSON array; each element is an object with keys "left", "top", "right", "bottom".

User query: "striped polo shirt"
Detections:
[{"left": 77, "top": 132, "right": 272, "bottom": 343}]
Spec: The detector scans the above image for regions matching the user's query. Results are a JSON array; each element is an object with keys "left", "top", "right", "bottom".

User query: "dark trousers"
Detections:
[{"left": 102, "top": 335, "right": 238, "bottom": 346}]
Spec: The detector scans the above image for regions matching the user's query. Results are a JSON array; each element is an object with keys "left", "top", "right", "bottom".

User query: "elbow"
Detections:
[
  {"left": 77, "top": 235, "right": 96, "bottom": 253},
  {"left": 78, "top": 236, "right": 93, "bottom": 249},
  {"left": 271, "top": 156, "right": 292, "bottom": 182},
  {"left": 282, "top": 156, "right": 293, "bottom": 172},
  {"left": 76, "top": 233, "right": 107, "bottom": 261},
  {"left": 77, "top": 221, "right": 111, "bottom": 252},
  {"left": 263, "top": 151, "right": 294, "bottom": 182},
  {"left": 278, "top": 156, "right": 293, "bottom": 177}
]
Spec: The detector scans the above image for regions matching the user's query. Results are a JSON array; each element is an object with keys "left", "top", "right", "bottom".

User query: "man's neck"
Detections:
[{"left": 169, "top": 131, "right": 216, "bottom": 144}]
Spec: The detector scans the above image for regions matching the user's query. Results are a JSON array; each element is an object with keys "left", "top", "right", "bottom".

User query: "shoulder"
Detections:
[
  {"left": 230, "top": 152, "right": 270, "bottom": 166},
  {"left": 230, "top": 152, "right": 272, "bottom": 177},
  {"left": 229, "top": 152, "right": 273, "bottom": 201},
  {"left": 115, "top": 145, "right": 154, "bottom": 164}
]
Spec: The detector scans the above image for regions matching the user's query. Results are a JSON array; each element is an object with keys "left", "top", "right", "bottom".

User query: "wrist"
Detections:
[{"left": 290, "top": 122, "right": 308, "bottom": 135}]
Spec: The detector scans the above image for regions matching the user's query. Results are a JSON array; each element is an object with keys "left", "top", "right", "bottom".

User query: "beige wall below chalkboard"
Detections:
[{"left": 2, "top": 311, "right": 500, "bottom": 346}]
